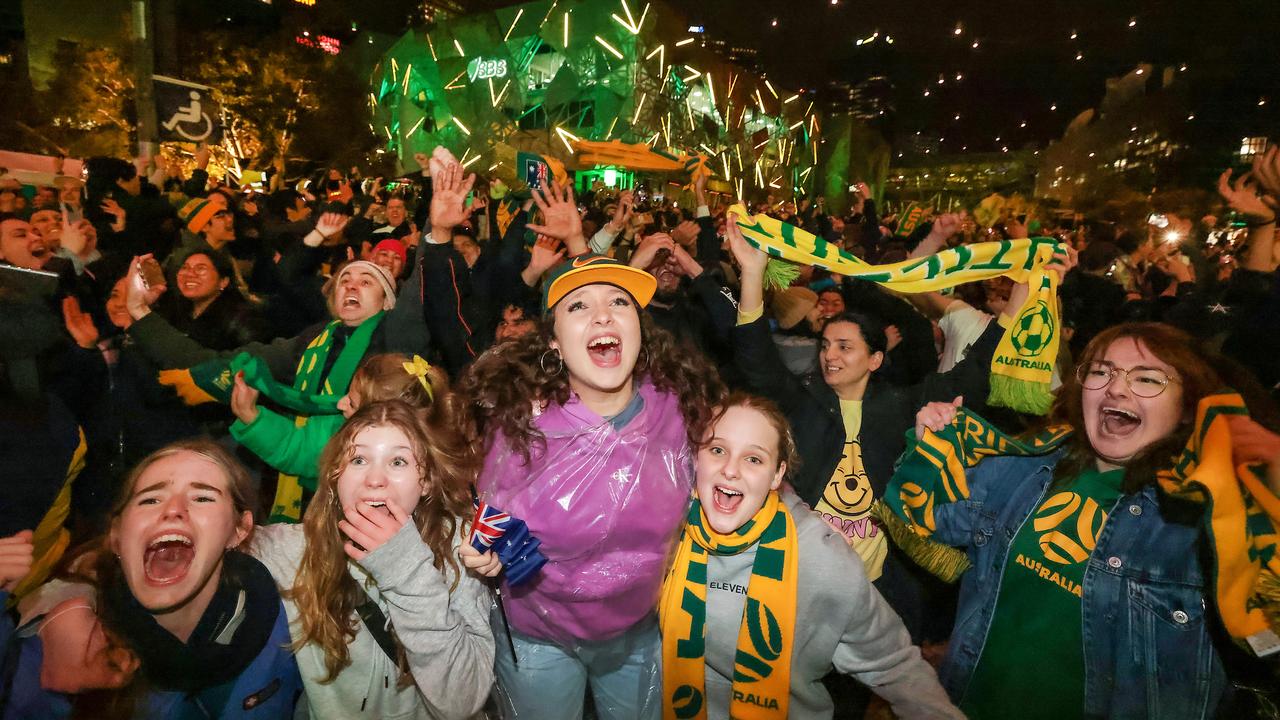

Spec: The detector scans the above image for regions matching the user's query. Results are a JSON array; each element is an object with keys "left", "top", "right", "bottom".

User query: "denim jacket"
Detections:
[{"left": 933, "top": 452, "right": 1227, "bottom": 719}]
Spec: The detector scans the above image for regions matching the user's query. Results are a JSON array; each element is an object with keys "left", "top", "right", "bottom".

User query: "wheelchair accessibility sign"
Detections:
[{"left": 154, "top": 75, "right": 221, "bottom": 143}]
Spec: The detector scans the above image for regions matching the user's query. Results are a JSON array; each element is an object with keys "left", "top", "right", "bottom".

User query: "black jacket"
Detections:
[{"left": 732, "top": 315, "right": 1004, "bottom": 506}]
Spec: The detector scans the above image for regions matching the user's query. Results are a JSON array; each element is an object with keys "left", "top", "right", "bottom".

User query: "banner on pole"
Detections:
[
  {"left": 154, "top": 75, "right": 222, "bottom": 143},
  {"left": 895, "top": 202, "right": 926, "bottom": 237}
]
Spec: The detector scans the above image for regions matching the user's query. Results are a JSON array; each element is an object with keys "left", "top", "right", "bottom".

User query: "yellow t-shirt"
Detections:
[{"left": 813, "top": 399, "right": 888, "bottom": 579}]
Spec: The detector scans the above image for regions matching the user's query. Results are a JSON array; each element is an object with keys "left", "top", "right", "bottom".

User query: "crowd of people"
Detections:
[{"left": 0, "top": 135, "right": 1278, "bottom": 720}]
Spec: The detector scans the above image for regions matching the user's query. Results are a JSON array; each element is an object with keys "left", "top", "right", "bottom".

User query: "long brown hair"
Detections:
[
  {"left": 1048, "top": 322, "right": 1221, "bottom": 493},
  {"left": 290, "top": 399, "right": 475, "bottom": 683},
  {"left": 458, "top": 310, "right": 725, "bottom": 460},
  {"left": 66, "top": 439, "right": 259, "bottom": 720}
]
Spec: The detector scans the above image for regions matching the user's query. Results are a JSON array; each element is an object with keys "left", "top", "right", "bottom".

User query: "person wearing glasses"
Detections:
[
  {"left": 164, "top": 244, "right": 270, "bottom": 351},
  {"left": 912, "top": 322, "right": 1252, "bottom": 719}
]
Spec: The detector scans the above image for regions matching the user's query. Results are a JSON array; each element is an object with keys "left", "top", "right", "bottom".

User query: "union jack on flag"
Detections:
[{"left": 470, "top": 501, "right": 511, "bottom": 552}]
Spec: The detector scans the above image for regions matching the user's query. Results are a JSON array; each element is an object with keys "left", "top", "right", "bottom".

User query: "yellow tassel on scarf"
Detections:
[
  {"left": 885, "top": 397, "right": 1280, "bottom": 656},
  {"left": 660, "top": 492, "right": 798, "bottom": 719},
  {"left": 728, "top": 204, "right": 1063, "bottom": 414},
  {"left": 1157, "top": 393, "right": 1280, "bottom": 656}
]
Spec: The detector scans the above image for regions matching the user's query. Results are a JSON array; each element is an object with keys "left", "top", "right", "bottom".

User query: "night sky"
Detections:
[{"left": 676, "top": 0, "right": 1280, "bottom": 153}]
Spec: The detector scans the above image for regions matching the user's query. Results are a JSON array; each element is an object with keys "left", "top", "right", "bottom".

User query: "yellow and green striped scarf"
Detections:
[
  {"left": 884, "top": 395, "right": 1280, "bottom": 656},
  {"left": 728, "top": 204, "right": 1064, "bottom": 414},
  {"left": 1158, "top": 393, "right": 1280, "bottom": 656},
  {"left": 268, "top": 311, "right": 384, "bottom": 523},
  {"left": 660, "top": 491, "right": 798, "bottom": 720}
]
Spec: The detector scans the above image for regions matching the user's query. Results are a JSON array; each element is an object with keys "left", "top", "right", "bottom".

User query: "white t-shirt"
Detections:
[
  {"left": 938, "top": 300, "right": 1062, "bottom": 389},
  {"left": 938, "top": 301, "right": 991, "bottom": 372}
]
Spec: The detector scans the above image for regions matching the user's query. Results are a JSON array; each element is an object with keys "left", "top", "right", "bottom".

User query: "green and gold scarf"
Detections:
[
  {"left": 267, "top": 312, "right": 384, "bottom": 522},
  {"left": 660, "top": 491, "right": 798, "bottom": 720},
  {"left": 728, "top": 204, "right": 1064, "bottom": 414},
  {"left": 884, "top": 396, "right": 1280, "bottom": 656}
]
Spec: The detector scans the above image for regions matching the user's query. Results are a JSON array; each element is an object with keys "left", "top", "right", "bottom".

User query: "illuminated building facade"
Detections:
[
  {"left": 1035, "top": 64, "right": 1191, "bottom": 207},
  {"left": 886, "top": 150, "right": 1039, "bottom": 207},
  {"left": 369, "top": 0, "right": 824, "bottom": 197}
]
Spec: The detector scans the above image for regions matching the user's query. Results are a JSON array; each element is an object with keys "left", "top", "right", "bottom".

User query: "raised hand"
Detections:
[
  {"left": 928, "top": 213, "right": 961, "bottom": 242},
  {"left": 725, "top": 213, "right": 768, "bottom": 279},
  {"left": 671, "top": 219, "right": 700, "bottom": 248},
  {"left": 524, "top": 236, "right": 566, "bottom": 284},
  {"left": 305, "top": 211, "right": 351, "bottom": 247},
  {"left": 527, "top": 182, "right": 586, "bottom": 250},
  {"left": 1154, "top": 250, "right": 1193, "bottom": 285},
  {"left": 428, "top": 146, "right": 459, "bottom": 179},
  {"left": 1250, "top": 146, "right": 1280, "bottom": 206},
  {"left": 884, "top": 324, "right": 903, "bottom": 352},
  {"left": 62, "top": 296, "right": 100, "bottom": 349},
  {"left": 429, "top": 158, "right": 476, "bottom": 242},
  {"left": 194, "top": 143, "right": 211, "bottom": 170},
  {"left": 125, "top": 254, "right": 166, "bottom": 320},
  {"left": 629, "top": 233, "right": 676, "bottom": 269},
  {"left": 914, "top": 396, "right": 963, "bottom": 439},
  {"left": 60, "top": 217, "right": 87, "bottom": 256},
  {"left": 1217, "top": 169, "right": 1275, "bottom": 223},
  {"left": 340, "top": 498, "right": 412, "bottom": 561},
  {"left": 100, "top": 198, "right": 126, "bottom": 232},
  {"left": 230, "top": 371, "right": 260, "bottom": 425},
  {"left": 335, "top": 179, "right": 354, "bottom": 205},
  {"left": 607, "top": 190, "right": 634, "bottom": 232},
  {"left": 0, "top": 530, "right": 34, "bottom": 593},
  {"left": 1046, "top": 243, "right": 1079, "bottom": 282}
]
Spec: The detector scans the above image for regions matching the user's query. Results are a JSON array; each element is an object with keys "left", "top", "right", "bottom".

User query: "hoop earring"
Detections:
[
  {"left": 539, "top": 349, "right": 564, "bottom": 375},
  {"left": 637, "top": 345, "right": 651, "bottom": 371}
]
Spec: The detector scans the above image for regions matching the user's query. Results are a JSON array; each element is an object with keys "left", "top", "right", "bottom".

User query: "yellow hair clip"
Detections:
[{"left": 402, "top": 355, "right": 434, "bottom": 401}]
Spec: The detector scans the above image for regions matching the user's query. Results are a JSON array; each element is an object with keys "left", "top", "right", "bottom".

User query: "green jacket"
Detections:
[{"left": 230, "top": 409, "right": 343, "bottom": 491}]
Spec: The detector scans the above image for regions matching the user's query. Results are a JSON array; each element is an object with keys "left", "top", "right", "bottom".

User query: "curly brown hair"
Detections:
[
  {"left": 289, "top": 399, "right": 476, "bottom": 683},
  {"left": 457, "top": 311, "right": 725, "bottom": 460}
]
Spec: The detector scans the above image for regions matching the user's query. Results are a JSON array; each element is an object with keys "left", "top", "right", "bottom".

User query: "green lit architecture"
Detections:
[{"left": 369, "top": 0, "right": 824, "bottom": 197}]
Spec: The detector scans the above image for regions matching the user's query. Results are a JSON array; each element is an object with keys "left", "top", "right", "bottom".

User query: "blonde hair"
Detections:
[
  {"left": 289, "top": 400, "right": 476, "bottom": 683},
  {"left": 346, "top": 353, "right": 442, "bottom": 410}
]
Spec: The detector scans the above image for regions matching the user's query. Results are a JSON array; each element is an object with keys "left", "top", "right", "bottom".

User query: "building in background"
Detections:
[
  {"left": 886, "top": 149, "right": 1038, "bottom": 209},
  {"left": 1035, "top": 63, "right": 1272, "bottom": 210},
  {"left": 369, "top": 0, "right": 823, "bottom": 199}
]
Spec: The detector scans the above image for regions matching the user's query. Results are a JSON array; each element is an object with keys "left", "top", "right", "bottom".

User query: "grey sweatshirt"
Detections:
[
  {"left": 701, "top": 490, "right": 962, "bottom": 719},
  {"left": 250, "top": 522, "right": 495, "bottom": 719}
]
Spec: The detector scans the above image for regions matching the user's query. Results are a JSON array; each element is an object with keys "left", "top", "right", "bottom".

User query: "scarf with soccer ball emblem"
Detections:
[
  {"left": 660, "top": 491, "right": 798, "bottom": 720},
  {"left": 727, "top": 204, "right": 1064, "bottom": 414},
  {"left": 884, "top": 397, "right": 1280, "bottom": 657}
]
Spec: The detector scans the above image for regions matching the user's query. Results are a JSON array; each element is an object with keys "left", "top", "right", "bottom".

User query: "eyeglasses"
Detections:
[
  {"left": 178, "top": 263, "right": 215, "bottom": 276},
  {"left": 1076, "top": 362, "right": 1180, "bottom": 398}
]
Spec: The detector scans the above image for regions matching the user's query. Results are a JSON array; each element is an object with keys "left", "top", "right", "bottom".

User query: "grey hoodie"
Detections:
[
  {"left": 250, "top": 522, "right": 495, "bottom": 719},
  {"left": 700, "top": 490, "right": 962, "bottom": 719}
]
